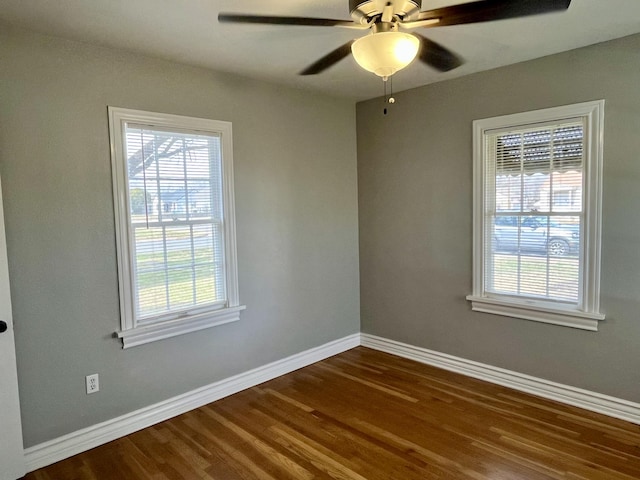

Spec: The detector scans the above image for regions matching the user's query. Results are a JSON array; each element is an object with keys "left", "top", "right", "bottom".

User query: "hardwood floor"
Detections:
[{"left": 25, "top": 347, "right": 640, "bottom": 479}]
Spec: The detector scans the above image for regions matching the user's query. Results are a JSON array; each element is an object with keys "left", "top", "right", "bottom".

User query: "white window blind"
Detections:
[
  {"left": 125, "top": 126, "right": 226, "bottom": 323},
  {"left": 485, "top": 121, "right": 583, "bottom": 304},
  {"left": 109, "top": 108, "right": 244, "bottom": 348},
  {"left": 468, "top": 101, "right": 605, "bottom": 331}
]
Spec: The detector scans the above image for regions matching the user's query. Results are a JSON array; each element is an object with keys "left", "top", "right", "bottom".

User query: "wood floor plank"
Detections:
[{"left": 24, "top": 347, "right": 640, "bottom": 479}]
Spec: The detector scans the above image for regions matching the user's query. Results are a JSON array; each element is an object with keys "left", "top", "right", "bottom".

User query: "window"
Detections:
[
  {"left": 467, "top": 101, "right": 605, "bottom": 330},
  {"left": 109, "top": 107, "right": 244, "bottom": 348}
]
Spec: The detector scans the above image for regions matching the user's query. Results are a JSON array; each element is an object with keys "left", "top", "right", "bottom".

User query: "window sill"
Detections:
[
  {"left": 466, "top": 295, "right": 604, "bottom": 331},
  {"left": 116, "top": 305, "right": 246, "bottom": 349}
]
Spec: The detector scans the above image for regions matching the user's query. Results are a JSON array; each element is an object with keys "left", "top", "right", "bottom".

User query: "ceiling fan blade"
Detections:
[
  {"left": 416, "top": 0, "right": 571, "bottom": 27},
  {"left": 416, "top": 35, "right": 464, "bottom": 72},
  {"left": 218, "top": 13, "right": 364, "bottom": 29},
  {"left": 299, "top": 41, "right": 355, "bottom": 75},
  {"left": 399, "top": 18, "right": 442, "bottom": 29}
]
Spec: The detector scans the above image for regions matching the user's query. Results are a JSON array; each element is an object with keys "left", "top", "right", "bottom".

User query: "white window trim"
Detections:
[
  {"left": 467, "top": 100, "right": 605, "bottom": 331},
  {"left": 108, "top": 107, "right": 245, "bottom": 348}
]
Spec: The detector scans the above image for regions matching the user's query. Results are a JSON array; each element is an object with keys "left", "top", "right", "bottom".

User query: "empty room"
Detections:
[{"left": 1, "top": 0, "right": 640, "bottom": 479}]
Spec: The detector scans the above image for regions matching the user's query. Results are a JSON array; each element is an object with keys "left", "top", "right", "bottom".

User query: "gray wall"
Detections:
[
  {"left": 0, "top": 25, "right": 360, "bottom": 447},
  {"left": 357, "top": 34, "right": 640, "bottom": 403}
]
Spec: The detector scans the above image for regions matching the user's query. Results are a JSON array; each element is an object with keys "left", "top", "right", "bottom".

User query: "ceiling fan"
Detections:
[{"left": 219, "top": 0, "right": 572, "bottom": 80}]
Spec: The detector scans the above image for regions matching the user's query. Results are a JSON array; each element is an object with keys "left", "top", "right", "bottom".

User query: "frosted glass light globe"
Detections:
[{"left": 351, "top": 32, "right": 420, "bottom": 78}]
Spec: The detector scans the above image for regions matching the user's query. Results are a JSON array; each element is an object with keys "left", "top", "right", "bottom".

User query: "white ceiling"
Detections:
[{"left": 1, "top": 0, "right": 640, "bottom": 101}]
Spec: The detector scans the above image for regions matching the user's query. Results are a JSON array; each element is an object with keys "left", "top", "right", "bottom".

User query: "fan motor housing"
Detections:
[{"left": 349, "top": 0, "right": 422, "bottom": 22}]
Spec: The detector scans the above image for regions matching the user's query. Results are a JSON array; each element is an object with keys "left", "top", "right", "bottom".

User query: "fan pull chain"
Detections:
[
  {"left": 383, "top": 76, "right": 395, "bottom": 116},
  {"left": 383, "top": 76, "right": 387, "bottom": 115}
]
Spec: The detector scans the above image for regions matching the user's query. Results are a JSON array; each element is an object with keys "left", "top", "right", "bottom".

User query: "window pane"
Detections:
[
  {"left": 551, "top": 170, "right": 583, "bottom": 212},
  {"left": 522, "top": 129, "right": 552, "bottom": 176},
  {"left": 195, "top": 264, "right": 216, "bottom": 304},
  {"left": 495, "top": 175, "right": 522, "bottom": 213},
  {"left": 548, "top": 256, "right": 580, "bottom": 301},
  {"left": 490, "top": 253, "right": 519, "bottom": 296},
  {"left": 134, "top": 227, "right": 170, "bottom": 317},
  {"left": 159, "top": 180, "right": 188, "bottom": 222},
  {"left": 186, "top": 180, "right": 212, "bottom": 220},
  {"left": 167, "top": 266, "right": 195, "bottom": 310},
  {"left": 125, "top": 126, "right": 226, "bottom": 323}
]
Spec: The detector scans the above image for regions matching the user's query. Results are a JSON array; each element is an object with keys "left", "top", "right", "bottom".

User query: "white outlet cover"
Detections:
[{"left": 85, "top": 374, "right": 99, "bottom": 394}]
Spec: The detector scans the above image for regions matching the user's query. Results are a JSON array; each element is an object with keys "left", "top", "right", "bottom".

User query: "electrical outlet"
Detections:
[{"left": 86, "top": 374, "right": 99, "bottom": 394}]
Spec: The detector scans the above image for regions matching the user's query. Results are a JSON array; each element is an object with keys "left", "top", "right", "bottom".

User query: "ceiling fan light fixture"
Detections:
[{"left": 351, "top": 31, "right": 420, "bottom": 78}]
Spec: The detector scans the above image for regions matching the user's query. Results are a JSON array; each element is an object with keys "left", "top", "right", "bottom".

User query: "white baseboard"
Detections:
[
  {"left": 24, "top": 333, "right": 360, "bottom": 473},
  {"left": 25, "top": 332, "right": 640, "bottom": 473},
  {"left": 361, "top": 333, "right": 640, "bottom": 426}
]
